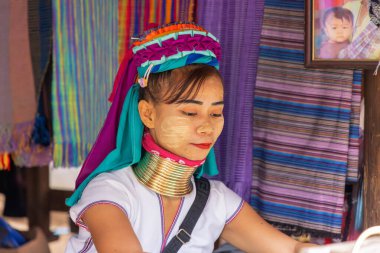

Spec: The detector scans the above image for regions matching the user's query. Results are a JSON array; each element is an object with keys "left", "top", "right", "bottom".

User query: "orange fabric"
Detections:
[
  {"left": 132, "top": 23, "right": 206, "bottom": 46},
  {"left": 118, "top": 0, "right": 196, "bottom": 61},
  {"left": 0, "top": 153, "right": 11, "bottom": 170}
]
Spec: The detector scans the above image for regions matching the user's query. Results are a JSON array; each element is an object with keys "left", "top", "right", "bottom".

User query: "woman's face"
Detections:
[{"left": 148, "top": 75, "right": 224, "bottom": 161}]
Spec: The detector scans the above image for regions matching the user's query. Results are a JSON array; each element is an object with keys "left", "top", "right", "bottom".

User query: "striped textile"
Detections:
[
  {"left": 252, "top": 0, "right": 362, "bottom": 237},
  {"left": 52, "top": 0, "right": 119, "bottom": 167},
  {"left": 197, "top": 0, "right": 265, "bottom": 201},
  {"left": 0, "top": 0, "right": 52, "bottom": 167},
  {"left": 28, "top": 0, "right": 52, "bottom": 99},
  {"left": 347, "top": 71, "right": 361, "bottom": 181},
  {"left": 10, "top": 0, "right": 54, "bottom": 167},
  {"left": 0, "top": 0, "right": 37, "bottom": 155},
  {"left": 118, "top": 0, "right": 196, "bottom": 62}
]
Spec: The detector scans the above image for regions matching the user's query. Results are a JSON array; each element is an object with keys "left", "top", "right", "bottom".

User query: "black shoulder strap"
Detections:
[{"left": 162, "top": 177, "right": 210, "bottom": 253}]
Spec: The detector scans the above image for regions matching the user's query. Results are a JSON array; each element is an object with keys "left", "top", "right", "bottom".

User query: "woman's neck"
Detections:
[{"left": 132, "top": 152, "right": 198, "bottom": 197}]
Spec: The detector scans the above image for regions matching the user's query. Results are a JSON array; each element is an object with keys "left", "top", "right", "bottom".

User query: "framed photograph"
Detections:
[{"left": 305, "top": 0, "right": 380, "bottom": 68}]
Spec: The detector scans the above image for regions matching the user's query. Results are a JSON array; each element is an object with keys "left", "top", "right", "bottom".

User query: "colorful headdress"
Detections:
[{"left": 66, "top": 23, "right": 222, "bottom": 206}]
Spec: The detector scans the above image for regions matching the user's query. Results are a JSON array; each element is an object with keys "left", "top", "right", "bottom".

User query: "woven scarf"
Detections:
[
  {"left": 251, "top": 0, "right": 361, "bottom": 237},
  {"left": 0, "top": 0, "right": 37, "bottom": 156},
  {"left": 28, "top": 0, "right": 52, "bottom": 100},
  {"left": 197, "top": 0, "right": 265, "bottom": 201},
  {"left": 11, "top": 0, "right": 53, "bottom": 167},
  {"left": 52, "top": 0, "right": 119, "bottom": 166}
]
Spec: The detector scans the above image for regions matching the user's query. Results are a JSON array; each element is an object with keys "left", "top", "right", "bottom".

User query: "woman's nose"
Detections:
[{"left": 196, "top": 121, "right": 214, "bottom": 135}]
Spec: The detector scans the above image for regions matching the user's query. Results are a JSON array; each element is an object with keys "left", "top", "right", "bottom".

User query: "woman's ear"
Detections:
[{"left": 138, "top": 100, "right": 155, "bottom": 129}]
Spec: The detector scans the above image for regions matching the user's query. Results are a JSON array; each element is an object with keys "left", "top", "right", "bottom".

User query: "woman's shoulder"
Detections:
[
  {"left": 208, "top": 178, "right": 224, "bottom": 188},
  {"left": 208, "top": 179, "right": 241, "bottom": 199},
  {"left": 201, "top": 179, "right": 245, "bottom": 224},
  {"left": 70, "top": 167, "right": 140, "bottom": 223},
  {"left": 78, "top": 166, "right": 140, "bottom": 205}
]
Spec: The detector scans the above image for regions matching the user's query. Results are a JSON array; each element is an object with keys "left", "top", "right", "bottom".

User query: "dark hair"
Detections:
[
  {"left": 322, "top": 7, "right": 353, "bottom": 27},
  {"left": 139, "top": 64, "right": 223, "bottom": 104}
]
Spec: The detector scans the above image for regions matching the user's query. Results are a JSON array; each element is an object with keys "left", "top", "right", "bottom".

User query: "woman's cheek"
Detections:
[
  {"left": 213, "top": 117, "right": 224, "bottom": 139},
  {"left": 159, "top": 116, "right": 193, "bottom": 149}
]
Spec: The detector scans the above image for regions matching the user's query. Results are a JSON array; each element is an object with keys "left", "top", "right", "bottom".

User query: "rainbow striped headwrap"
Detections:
[{"left": 66, "top": 23, "right": 222, "bottom": 206}]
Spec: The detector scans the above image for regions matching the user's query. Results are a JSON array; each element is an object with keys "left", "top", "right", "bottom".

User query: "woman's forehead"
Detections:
[{"left": 176, "top": 79, "right": 224, "bottom": 105}]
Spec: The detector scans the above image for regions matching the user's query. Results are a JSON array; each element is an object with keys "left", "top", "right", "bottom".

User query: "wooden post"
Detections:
[
  {"left": 26, "top": 165, "right": 50, "bottom": 237},
  {"left": 363, "top": 70, "right": 380, "bottom": 229}
]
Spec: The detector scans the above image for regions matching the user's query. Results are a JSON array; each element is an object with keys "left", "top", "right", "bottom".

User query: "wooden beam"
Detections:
[
  {"left": 49, "top": 189, "right": 78, "bottom": 233},
  {"left": 49, "top": 189, "right": 72, "bottom": 211},
  {"left": 363, "top": 70, "right": 380, "bottom": 229},
  {"left": 26, "top": 165, "right": 50, "bottom": 236}
]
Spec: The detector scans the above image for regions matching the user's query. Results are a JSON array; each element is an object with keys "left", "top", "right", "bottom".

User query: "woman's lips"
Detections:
[{"left": 191, "top": 143, "right": 212, "bottom": 149}]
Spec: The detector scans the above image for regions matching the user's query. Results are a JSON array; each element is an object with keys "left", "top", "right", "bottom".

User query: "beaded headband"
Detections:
[{"left": 109, "top": 22, "right": 221, "bottom": 101}]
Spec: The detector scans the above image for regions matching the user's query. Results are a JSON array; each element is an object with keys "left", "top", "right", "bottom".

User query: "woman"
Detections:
[{"left": 65, "top": 23, "right": 314, "bottom": 253}]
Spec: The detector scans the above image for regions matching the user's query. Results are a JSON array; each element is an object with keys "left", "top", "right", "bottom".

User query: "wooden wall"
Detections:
[{"left": 363, "top": 70, "right": 380, "bottom": 229}]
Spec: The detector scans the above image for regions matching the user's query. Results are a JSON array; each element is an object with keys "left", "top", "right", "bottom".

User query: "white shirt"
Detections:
[{"left": 65, "top": 167, "right": 244, "bottom": 253}]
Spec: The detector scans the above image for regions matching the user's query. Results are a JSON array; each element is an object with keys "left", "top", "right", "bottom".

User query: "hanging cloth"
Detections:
[
  {"left": 197, "top": 0, "right": 265, "bottom": 201},
  {"left": 252, "top": 0, "right": 362, "bottom": 237},
  {"left": 52, "top": 0, "right": 119, "bottom": 167},
  {"left": 11, "top": 0, "right": 53, "bottom": 167},
  {"left": 118, "top": 0, "right": 196, "bottom": 62},
  {"left": 0, "top": 0, "right": 37, "bottom": 156}
]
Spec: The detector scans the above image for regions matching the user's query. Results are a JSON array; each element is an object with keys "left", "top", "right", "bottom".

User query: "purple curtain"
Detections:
[{"left": 197, "top": 0, "right": 264, "bottom": 201}]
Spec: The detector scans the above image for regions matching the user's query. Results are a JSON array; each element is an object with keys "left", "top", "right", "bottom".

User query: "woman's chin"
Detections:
[{"left": 183, "top": 152, "right": 209, "bottom": 161}]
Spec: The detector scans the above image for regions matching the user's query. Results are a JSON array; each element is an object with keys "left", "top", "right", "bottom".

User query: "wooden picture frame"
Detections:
[{"left": 305, "top": 0, "right": 380, "bottom": 69}]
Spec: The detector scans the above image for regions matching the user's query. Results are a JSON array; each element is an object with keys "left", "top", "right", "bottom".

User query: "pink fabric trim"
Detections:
[
  {"left": 75, "top": 201, "right": 129, "bottom": 231},
  {"left": 78, "top": 237, "right": 93, "bottom": 253},
  {"left": 158, "top": 194, "right": 185, "bottom": 251},
  {"left": 142, "top": 132, "right": 205, "bottom": 167},
  {"left": 226, "top": 200, "right": 244, "bottom": 224}
]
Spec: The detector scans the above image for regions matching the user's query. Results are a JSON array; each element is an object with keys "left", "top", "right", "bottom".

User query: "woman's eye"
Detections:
[
  {"left": 211, "top": 113, "right": 223, "bottom": 118},
  {"left": 181, "top": 111, "right": 197, "bottom": 116}
]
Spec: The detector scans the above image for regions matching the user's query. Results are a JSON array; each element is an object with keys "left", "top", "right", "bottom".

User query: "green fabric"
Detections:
[
  {"left": 137, "top": 54, "right": 218, "bottom": 77},
  {"left": 66, "top": 84, "right": 218, "bottom": 206}
]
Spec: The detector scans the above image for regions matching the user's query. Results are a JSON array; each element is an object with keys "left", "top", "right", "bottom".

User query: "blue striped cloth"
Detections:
[{"left": 251, "top": 0, "right": 361, "bottom": 237}]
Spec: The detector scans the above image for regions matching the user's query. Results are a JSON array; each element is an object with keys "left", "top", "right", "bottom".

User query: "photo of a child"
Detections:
[
  {"left": 307, "top": 0, "right": 380, "bottom": 67},
  {"left": 318, "top": 7, "right": 354, "bottom": 58}
]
